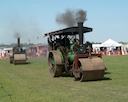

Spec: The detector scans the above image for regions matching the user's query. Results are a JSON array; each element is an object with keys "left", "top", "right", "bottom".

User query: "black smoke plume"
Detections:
[
  {"left": 56, "top": 8, "right": 87, "bottom": 27},
  {"left": 76, "top": 9, "right": 87, "bottom": 23},
  {"left": 14, "top": 33, "right": 20, "bottom": 38}
]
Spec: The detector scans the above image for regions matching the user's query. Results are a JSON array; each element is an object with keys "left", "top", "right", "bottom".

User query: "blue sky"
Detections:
[{"left": 0, "top": 0, "right": 128, "bottom": 44}]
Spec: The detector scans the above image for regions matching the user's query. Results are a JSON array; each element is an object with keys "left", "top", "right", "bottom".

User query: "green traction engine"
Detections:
[{"left": 45, "top": 22, "right": 106, "bottom": 82}]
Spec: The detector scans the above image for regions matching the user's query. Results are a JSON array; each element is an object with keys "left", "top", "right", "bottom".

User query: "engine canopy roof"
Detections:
[{"left": 45, "top": 26, "right": 93, "bottom": 36}]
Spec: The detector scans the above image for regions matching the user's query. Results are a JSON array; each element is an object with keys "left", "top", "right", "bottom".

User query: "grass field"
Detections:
[{"left": 0, "top": 55, "right": 128, "bottom": 102}]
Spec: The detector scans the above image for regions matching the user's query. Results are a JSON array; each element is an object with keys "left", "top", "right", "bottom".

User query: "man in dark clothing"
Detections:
[
  {"left": 62, "top": 35, "right": 70, "bottom": 49},
  {"left": 47, "top": 35, "right": 53, "bottom": 50}
]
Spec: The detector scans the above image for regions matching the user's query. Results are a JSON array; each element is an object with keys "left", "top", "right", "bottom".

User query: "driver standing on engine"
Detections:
[
  {"left": 62, "top": 35, "right": 70, "bottom": 49},
  {"left": 47, "top": 35, "right": 53, "bottom": 51}
]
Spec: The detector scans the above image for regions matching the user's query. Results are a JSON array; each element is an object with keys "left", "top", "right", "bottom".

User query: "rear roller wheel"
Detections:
[
  {"left": 48, "top": 51, "right": 63, "bottom": 77},
  {"left": 13, "top": 61, "right": 17, "bottom": 65},
  {"left": 10, "top": 57, "right": 13, "bottom": 64}
]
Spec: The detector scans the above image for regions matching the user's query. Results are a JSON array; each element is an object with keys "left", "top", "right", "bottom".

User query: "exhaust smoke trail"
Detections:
[
  {"left": 56, "top": 8, "right": 87, "bottom": 27},
  {"left": 14, "top": 32, "right": 20, "bottom": 38},
  {"left": 76, "top": 9, "right": 87, "bottom": 23}
]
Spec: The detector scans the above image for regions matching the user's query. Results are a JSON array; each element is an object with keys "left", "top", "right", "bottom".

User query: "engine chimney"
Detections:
[
  {"left": 78, "top": 22, "right": 84, "bottom": 50},
  {"left": 17, "top": 38, "right": 20, "bottom": 47}
]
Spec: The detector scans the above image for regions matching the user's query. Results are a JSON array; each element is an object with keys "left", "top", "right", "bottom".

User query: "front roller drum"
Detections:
[
  {"left": 48, "top": 51, "right": 64, "bottom": 77},
  {"left": 13, "top": 60, "right": 26, "bottom": 65},
  {"left": 73, "top": 58, "right": 105, "bottom": 82}
]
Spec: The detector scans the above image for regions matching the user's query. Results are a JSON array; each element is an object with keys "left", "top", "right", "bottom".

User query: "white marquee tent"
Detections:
[
  {"left": 92, "top": 39, "right": 127, "bottom": 55},
  {"left": 100, "top": 39, "right": 123, "bottom": 47}
]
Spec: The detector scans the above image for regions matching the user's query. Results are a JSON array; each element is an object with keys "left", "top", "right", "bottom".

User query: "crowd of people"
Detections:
[
  {"left": 47, "top": 34, "right": 70, "bottom": 51},
  {"left": 93, "top": 47, "right": 128, "bottom": 56}
]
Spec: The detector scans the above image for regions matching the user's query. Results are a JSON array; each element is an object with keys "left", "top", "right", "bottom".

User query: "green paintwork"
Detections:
[
  {"left": 67, "top": 52, "right": 75, "bottom": 63},
  {"left": 70, "top": 43, "right": 76, "bottom": 51}
]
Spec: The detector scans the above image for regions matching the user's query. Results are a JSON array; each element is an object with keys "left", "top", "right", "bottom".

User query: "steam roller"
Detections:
[
  {"left": 45, "top": 22, "right": 106, "bottom": 82},
  {"left": 10, "top": 37, "right": 27, "bottom": 65}
]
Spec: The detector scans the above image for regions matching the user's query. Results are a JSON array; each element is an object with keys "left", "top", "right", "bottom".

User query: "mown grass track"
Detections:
[{"left": 0, "top": 56, "right": 128, "bottom": 102}]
